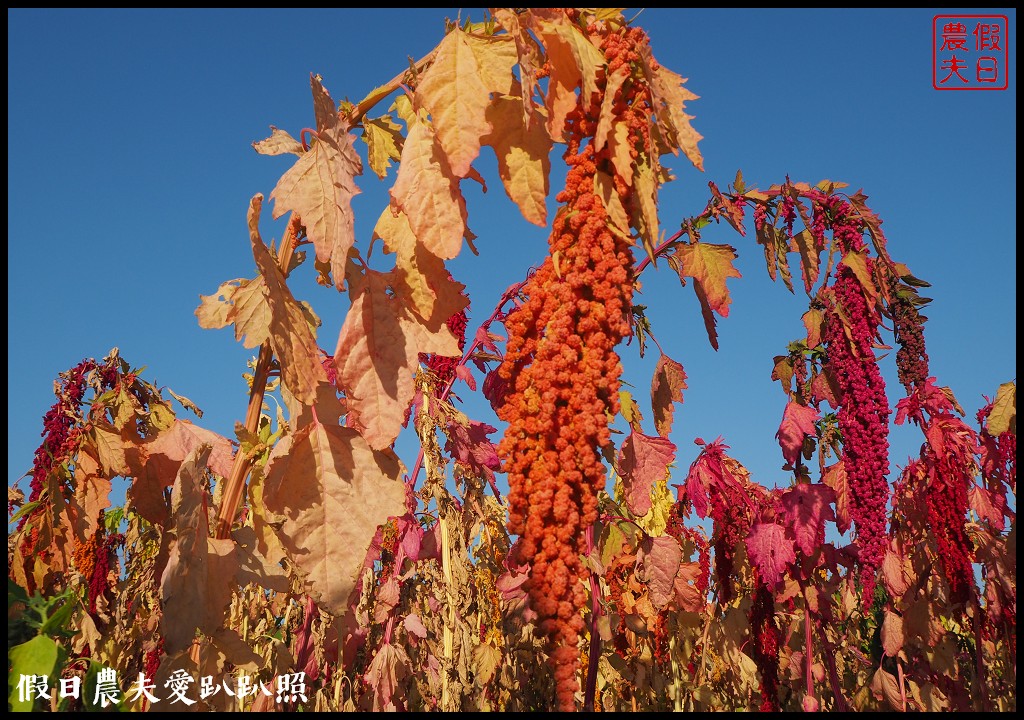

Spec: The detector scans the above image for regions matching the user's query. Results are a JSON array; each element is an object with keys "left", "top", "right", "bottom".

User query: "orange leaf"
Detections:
[
  {"left": 822, "top": 460, "right": 851, "bottom": 534},
  {"left": 709, "top": 181, "right": 745, "bottom": 235},
  {"left": 415, "top": 28, "right": 516, "bottom": 178},
  {"left": 676, "top": 241, "right": 742, "bottom": 349},
  {"left": 594, "top": 170, "right": 629, "bottom": 237},
  {"left": 676, "top": 242, "right": 742, "bottom": 318},
  {"left": 390, "top": 113, "right": 467, "bottom": 261},
  {"left": 638, "top": 535, "right": 682, "bottom": 610},
  {"left": 527, "top": 9, "right": 606, "bottom": 141},
  {"left": 196, "top": 277, "right": 270, "bottom": 350},
  {"left": 651, "top": 353, "right": 687, "bottom": 438},
  {"left": 792, "top": 229, "right": 821, "bottom": 294},
  {"left": 802, "top": 308, "right": 824, "bottom": 349},
  {"left": 334, "top": 269, "right": 460, "bottom": 450},
  {"left": 125, "top": 420, "right": 234, "bottom": 526},
  {"left": 270, "top": 76, "right": 362, "bottom": 289},
  {"left": 249, "top": 196, "right": 328, "bottom": 405},
  {"left": 89, "top": 421, "right": 130, "bottom": 477},
  {"left": 262, "top": 422, "right": 406, "bottom": 616},
  {"left": 281, "top": 379, "right": 347, "bottom": 434},
  {"left": 71, "top": 449, "right": 111, "bottom": 539},
  {"left": 638, "top": 45, "right": 703, "bottom": 171},
  {"left": 840, "top": 251, "right": 878, "bottom": 303},
  {"left": 673, "top": 561, "right": 706, "bottom": 613},
  {"left": 882, "top": 545, "right": 910, "bottom": 598},
  {"left": 870, "top": 666, "right": 903, "bottom": 710},
  {"left": 594, "top": 65, "right": 629, "bottom": 153},
  {"left": 482, "top": 91, "right": 552, "bottom": 227},
  {"left": 882, "top": 609, "right": 905, "bottom": 657},
  {"left": 490, "top": 8, "right": 543, "bottom": 128},
  {"left": 374, "top": 208, "right": 468, "bottom": 328},
  {"left": 632, "top": 160, "right": 660, "bottom": 262}
]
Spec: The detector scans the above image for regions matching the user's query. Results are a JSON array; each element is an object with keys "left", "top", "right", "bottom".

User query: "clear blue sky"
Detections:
[{"left": 8, "top": 9, "right": 1016, "bottom": 511}]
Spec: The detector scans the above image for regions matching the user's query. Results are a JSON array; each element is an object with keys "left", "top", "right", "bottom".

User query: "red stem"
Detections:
[
  {"left": 804, "top": 595, "right": 814, "bottom": 704},
  {"left": 633, "top": 227, "right": 687, "bottom": 276},
  {"left": 813, "top": 618, "right": 850, "bottom": 711},
  {"left": 383, "top": 612, "right": 397, "bottom": 646},
  {"left": 299, "top": 128, "right": 317, "bottom": 151}
]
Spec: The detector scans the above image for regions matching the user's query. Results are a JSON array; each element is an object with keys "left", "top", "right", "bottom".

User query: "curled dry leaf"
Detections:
[
  {"left": 650, "top": 353, "right": 687, "bottom": 438},
  {"left": 159, "top": 445, "right": 239, "bottom": 655},
  {"left": 249, "top": 195, "right": 329, "bottom": 405}
]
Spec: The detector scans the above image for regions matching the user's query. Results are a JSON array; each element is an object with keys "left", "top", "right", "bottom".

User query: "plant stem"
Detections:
[
  {"left": 214, "top": 213, "right": 302, "bottom": 540},
  {"left": 345, "top": 48, "right": 440, "bottom": 127},
  {"left": 803, "top": 590, "right": 814, "bottom": 704}
]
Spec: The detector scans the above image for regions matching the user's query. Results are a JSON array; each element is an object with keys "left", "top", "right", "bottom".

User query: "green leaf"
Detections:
[
  {"left": 38, "top": 596, "right": 75, "bottom": 638},
  {"left": 8, "top": 635, "right": 60, "bottom": 712},
  {"left": 8, "top": 578, "right": 30, "bottom": 606},
  {"left": 8, "top": 500, "right": 41, "bottom": 525}
]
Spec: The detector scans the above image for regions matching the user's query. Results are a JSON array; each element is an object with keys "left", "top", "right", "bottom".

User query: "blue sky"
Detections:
[{"left": 8, "top": 9, "right": 1016, "bottom": 514}]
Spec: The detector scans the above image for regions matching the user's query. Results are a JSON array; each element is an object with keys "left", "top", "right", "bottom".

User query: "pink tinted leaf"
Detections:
[
  {"left": 776, "top": 401, "right": 819, "bottom": 467},
  {"left": 335, "top": 269, "right": 460, "bottom": 450},
  {"left": 681, "top": 439, "right": 731, "bottom": 519},
  {"left": 262, "top": 422, "right": 406, "bottom": 615},
  {"left": 364, "top": 642, "right": 409, "bottom": 712},
  {"left": 779, "top": 483, "right": 835, "bottom": 556},
  {"left": 482, "top": 367, "right": 510, "bottom": 412},
  {"left": 159, "top": 445, "right": 238, "bottom": 655},
  {"left": 455, "top": 363, "right": 476, "bottom": 391},
  {"left": 403, "top": 613, "right": 427, "bottom": 639},
  {"left": 969, "top": 483, "right": 1005, "bottom": 531},
  {"left": 639, "top": 535, "right": 682, "bottom": 609},
  {"left": 618, "top": 431, "right": 676, "bottom": 516},
  {"left": 496, "top": 568, "right": 529, "bottom": 601},
  {"left": 125, "top": 420, "right": 234, "bottom": 526},
  {"left": 444, "top": 419, "right": 501, "bottom": 484},
  {"left": 400, "top": 519, "right": 424, "bottom": 562},
  {"left": 745, "top": 522, "right": 796, "bottom": 587},
  {"left": 882, "top": 546, "right": 909, "bottom": 598}
]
